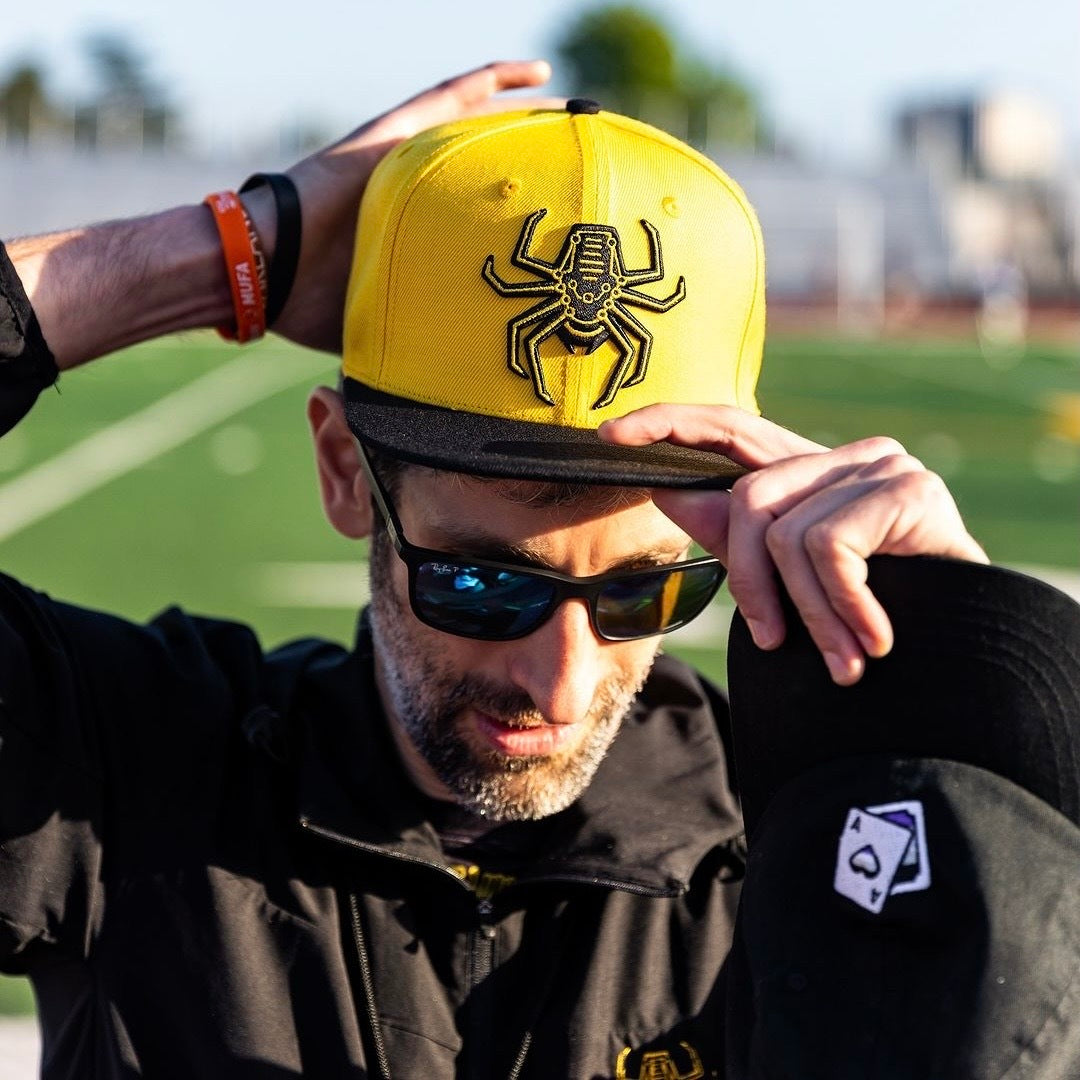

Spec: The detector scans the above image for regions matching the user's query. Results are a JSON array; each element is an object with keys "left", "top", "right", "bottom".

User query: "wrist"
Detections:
[
  {"left": 239, "top": 184, "right": 278, "bottom": 265},
  {"left": 239, "top": 173, "right": 301, "bottom": 328}
]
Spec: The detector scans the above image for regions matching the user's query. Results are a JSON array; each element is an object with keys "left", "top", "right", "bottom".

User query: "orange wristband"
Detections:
[{"left": 203, "top": 190, "right": 266, "bottom": 343}]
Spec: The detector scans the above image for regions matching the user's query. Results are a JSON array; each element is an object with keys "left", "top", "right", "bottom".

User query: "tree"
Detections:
[
  {"left": 0, "top": 59, "right": 63, "bottom": 146},
  {"left": 556, "top": 6, "right": 677, "bottom": 119},
  {"left": 84, "top": 32, "right": 164, "bottom": 106},
  {"left": 554, "top": 5, "right": 765, "bottom": 150},
  {"left": 78, "top": 32, "right": 177, "bottom": 150}
]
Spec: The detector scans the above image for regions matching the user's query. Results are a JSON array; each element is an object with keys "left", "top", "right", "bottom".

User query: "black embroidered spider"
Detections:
[{"left": 482, "top": 208, "right": 686, "bottom": 409}]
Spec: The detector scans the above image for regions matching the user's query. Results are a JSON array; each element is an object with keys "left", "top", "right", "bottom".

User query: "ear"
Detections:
[{"left": 307, "top": 386, "right": 374, "bottom": 539}]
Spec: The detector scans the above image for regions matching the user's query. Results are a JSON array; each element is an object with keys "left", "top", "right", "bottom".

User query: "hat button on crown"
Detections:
[{"left": 565, "top": 98, "right": 601, "bottom": 115}]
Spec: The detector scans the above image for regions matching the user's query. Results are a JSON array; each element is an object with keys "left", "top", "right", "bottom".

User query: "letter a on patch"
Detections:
[{"left": 834, "top": 808, "right": 913, "bottom": 914}]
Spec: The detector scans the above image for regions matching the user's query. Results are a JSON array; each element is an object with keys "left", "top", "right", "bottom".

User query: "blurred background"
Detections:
[
  {"left": 4, "top": 0, "right": 1079, "bottom": 319},
  {"left": 0, "top": 0, "right": 1077, "bottom": 1066}
]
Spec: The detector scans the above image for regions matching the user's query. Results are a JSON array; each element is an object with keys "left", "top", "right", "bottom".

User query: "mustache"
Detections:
[{"left": 439, "top": 674, "right": 542, "bottom": 727}]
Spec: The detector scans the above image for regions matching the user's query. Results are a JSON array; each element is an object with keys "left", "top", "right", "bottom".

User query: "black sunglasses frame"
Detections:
[{"left": 356, "top": 441, "right": 725, "bottom": 642}]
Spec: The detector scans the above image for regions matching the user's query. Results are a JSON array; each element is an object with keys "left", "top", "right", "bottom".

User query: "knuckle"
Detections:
[
  {"left": 891, "top": 467, "right": 947, "bottom": 500},
  {"left": 724, "top": 567, "right": 762, "bottom": 609},
  {"left": 730, "top": 471, "right": 754, "bottom": 498},
  {"left": 730, "top": 470, "right": 769, "bottom": 510},
  {"left": 861, "top": 452, "right": 923, "bottom": 479},
  {"left": 802, "top": 526, "right": 869, "bottom": 602},
  {"left": 856, "top": 435, "right": 907, "bottom": 458},
  {"left": 764, "top": 516, "right": 801, "bottom": 557},
  {"left": 803, "top": 520, "right": 843, "bottom": 560}
]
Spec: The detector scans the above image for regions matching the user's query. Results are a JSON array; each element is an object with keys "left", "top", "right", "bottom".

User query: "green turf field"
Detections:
[
  {"left": 0, "top": 331, "right": 1076, "bottom": 1015},
  {"left": 0, "top": 332, "right": 1074, "bottom": 672}
]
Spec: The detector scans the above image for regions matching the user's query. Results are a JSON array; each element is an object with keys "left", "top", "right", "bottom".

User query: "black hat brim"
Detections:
[
  {"left": 343, "top": 378, "right": 746, "bottom": 489},
  {"left": 727, "top": 555, "right": 1080, "bottom": 837}
]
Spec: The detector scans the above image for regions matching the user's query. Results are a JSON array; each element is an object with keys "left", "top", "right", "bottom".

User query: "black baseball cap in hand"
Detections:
[{"left": 723, "top": 557, "right": 1080, "bottom": 1079}]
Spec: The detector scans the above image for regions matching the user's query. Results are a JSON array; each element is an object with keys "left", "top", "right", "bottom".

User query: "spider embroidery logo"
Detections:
[{"left": 482, "top": 209, "right": 686, "bottom": 409}]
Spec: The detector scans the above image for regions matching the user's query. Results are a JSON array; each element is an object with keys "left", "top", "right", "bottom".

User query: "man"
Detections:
[{"left": 0, "top": 62, "right": 1054, "bottom": 1079}]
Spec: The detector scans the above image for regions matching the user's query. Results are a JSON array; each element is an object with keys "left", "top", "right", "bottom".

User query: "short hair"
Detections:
[{"left": 365, "top": 447, "right": 649, "bottom": 514}]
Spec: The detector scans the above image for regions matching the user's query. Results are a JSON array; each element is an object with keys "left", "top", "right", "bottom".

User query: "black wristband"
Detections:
[{"left": 239, "top": 173, "right": 302, "bottom": 328}]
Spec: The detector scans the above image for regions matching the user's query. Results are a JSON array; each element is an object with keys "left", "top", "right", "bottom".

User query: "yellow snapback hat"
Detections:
[{"left": 342, "top": 99, "right": 765, "bottom": 488}]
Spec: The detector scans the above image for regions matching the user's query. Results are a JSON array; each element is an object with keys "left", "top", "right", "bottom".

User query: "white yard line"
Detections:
[
  {"left": 0, "top": 1017, "right": 39, "bottom": 1078},
  {"left": 1010, "top": 564, "right": 1080, "bottom": 602},
  {"left": 0, "top": 350, "right": 329, "bottom": 543},
  {"left": 253, "top": 561, "right": 371, "bottom": 608}
]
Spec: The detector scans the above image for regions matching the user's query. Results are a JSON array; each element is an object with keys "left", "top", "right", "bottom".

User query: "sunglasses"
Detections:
[{"left": 357, "top": 443, "right": 726, "bottom": 643}]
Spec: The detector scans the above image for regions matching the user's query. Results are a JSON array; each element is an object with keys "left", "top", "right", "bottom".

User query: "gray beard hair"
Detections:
[{"left": 368, "top": 540, "right": 648, "bottom": 822}]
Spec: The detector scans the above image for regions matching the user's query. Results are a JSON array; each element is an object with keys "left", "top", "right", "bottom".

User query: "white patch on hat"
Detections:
[{"left": 834, "top": 800, "right": 931, "bottom": 914}]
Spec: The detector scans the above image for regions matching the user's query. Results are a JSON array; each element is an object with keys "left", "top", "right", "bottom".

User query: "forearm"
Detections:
[
  {"left": 7, "top": 192, "right": 275, "bottom": 371},
  {"left": 3, "top": 61, "right": 553, "bottom": 368}
]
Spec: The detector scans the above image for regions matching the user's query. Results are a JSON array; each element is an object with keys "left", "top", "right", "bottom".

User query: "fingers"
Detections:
[
  {"left": 729, "top": 463, "right": 903, "bottom": 683},
  {"left": 728, "top": 452, "right": 987, "bottom": 685},
  {"left": 277, "top": 62, "right": 556, "bottom": 353},
  {"left": 425, "top": 60, "right": 553, "bottom": 107},
  {"left": 601, "top": 400, "right": 987, "bottom": 685},
  {"left": 599, "top": 403, "right": 827, "bottom": 468},
  {"left": 366, "top": 61, "right": 553, "bottom": 142},
  {"left": 724, "top": 442, "right": 911, "bottom": 670}
]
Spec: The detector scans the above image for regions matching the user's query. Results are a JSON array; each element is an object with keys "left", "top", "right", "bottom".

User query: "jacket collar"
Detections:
[{"left": 273, "top": 614, "right": 742, "bottom": 896}]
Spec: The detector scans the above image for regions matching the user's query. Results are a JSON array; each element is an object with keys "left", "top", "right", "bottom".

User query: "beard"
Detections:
[{"left": 368, "top": 534, "right": 653, "bottom": 822}]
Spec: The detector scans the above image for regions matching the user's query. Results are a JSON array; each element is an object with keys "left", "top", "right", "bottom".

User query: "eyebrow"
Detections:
[{"left": 423, "top": 520, "right": 690, "bottom": 574}]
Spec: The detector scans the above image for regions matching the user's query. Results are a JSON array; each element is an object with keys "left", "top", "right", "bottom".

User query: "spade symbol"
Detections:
[{"left": 849, "top": 845, "right": 881, "bottom": 879}]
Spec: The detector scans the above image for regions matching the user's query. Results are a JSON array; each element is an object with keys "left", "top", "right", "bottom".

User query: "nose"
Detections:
[{"left": 505, "top": 598, "right": 605, "bottom": 727}]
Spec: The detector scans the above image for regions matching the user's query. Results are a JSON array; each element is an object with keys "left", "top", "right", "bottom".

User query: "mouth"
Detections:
[{"left": 470, "top": 710, "right": 581, "bottom": 757}]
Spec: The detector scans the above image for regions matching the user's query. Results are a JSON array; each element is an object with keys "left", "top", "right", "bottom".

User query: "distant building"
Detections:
[
  {"left": 3, "top": 88, "right": 1075, "bottom": 325},
  {"left": 894, "top": 93, "right": 1074, "bottom": 296},
  {"left": 73, "top": 98, "right": 176, "bottom": 153},
  {"left": 896, "top": 93, "right": 1063, "bottom": 183}
]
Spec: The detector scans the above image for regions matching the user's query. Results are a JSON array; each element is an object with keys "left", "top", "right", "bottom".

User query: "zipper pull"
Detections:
[{"left": 477, "top": 897, "right": 497, "bottom": 938}]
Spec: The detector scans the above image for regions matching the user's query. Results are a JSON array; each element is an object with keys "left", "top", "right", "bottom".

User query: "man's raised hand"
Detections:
[
  {"left": 601, "top": 404, "right": 988, "bottom": 685},
  {"left": 13, "top": 62, "right": 557, "bottom": 369},
  {"left": 269, "top": 61, "right": 559, "bottom": 352}
]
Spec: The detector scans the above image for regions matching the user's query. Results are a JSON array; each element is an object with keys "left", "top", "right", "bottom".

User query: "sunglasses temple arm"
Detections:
[{"left": 355, "top": 439, "right": 406, "bottom": 549}]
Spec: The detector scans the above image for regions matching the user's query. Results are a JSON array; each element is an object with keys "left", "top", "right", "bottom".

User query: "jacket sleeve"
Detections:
[
  {"left": 0, "top": 240, "right": 60, "bottom": 434},
  {"left": 0, "top": 243, "right": 274, "bottom": 973},
  {"left": 0, "top": 573, "right": 267, "bottom": 974}
]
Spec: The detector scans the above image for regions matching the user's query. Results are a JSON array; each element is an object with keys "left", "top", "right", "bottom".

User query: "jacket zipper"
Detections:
[
  {"left": 302, "top": 816, "right": 474, "bottom": 1080},
  {"left": 300, "top": 817, "right": 680, "bottom": 1079},
  {"left": 466, "top": 895, "right": 498, "bottom": 1079},
  {"left": 348, "top": 891, "right": 392, "bottom": 1080}
]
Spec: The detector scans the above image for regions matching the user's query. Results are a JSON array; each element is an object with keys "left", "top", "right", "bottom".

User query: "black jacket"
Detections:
[
  {"left": 0, "top": 237, "right": 745, "bottom": 1079},
  {"left": 8, "top": 241, "right": 1077, "bottom": 1078},
  {"left": 0, "top": 580, "right": 745, "bottom": 1079}
]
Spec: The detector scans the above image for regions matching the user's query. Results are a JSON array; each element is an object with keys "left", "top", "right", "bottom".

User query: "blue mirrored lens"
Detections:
[{"left": 415, "top": 562, "right": 555, "bottom": 637}]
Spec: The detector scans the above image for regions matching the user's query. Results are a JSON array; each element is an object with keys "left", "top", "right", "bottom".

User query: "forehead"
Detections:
[
  {"left": 467, "top": 475, "right": 649, "bottom": 513},
  {"left": 394, "top": 466, "right": 689, "bottom": 559},
  {"left": 387, "top": 459, "right": 648, "bottom": 511}
]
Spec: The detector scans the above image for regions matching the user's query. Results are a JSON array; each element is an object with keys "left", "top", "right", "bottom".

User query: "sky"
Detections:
[{"left": 3, "top": 0, "right": 1077, "bottom": 166}]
